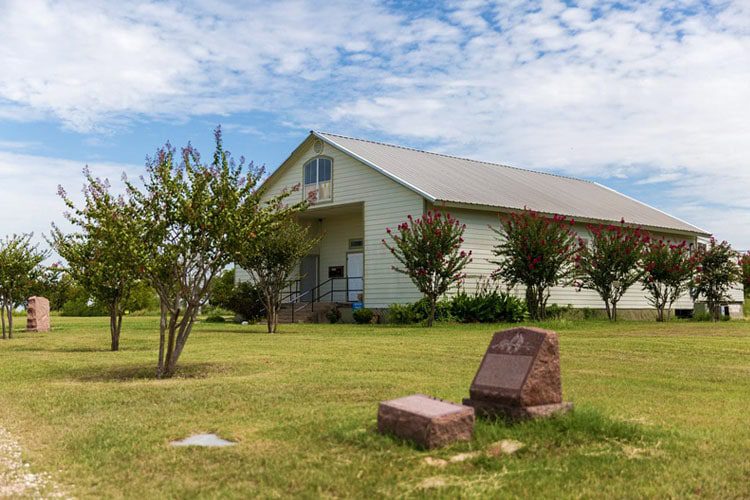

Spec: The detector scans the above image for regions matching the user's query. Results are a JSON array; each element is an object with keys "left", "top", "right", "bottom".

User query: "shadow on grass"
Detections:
[
  {"left": 71, "top": 362, "right": 232, "bottom": 382},
  {"left": 332, "top": 406, "right": 669, "bottom": 457},
  {"left": 6, "top": 344, "right": 152, "bottom": 353}
]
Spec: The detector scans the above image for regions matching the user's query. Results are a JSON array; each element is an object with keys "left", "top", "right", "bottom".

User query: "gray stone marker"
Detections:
[
  {"left": 463, "top": 327, "right": 573, "bottom": 420},
  {"left": 26, "top": 296, "right": 50, "bottom": 332},
  {"left": 377, "top": 394, "right": 474, "bottom": 449},
  {"left": 170, "top": 433, "right": 236, "bottom": 447}
]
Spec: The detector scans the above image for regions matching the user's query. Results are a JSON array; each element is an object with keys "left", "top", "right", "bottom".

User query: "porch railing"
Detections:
[{"left": 281, "top": 277, "right": 364, "bottom": 322}]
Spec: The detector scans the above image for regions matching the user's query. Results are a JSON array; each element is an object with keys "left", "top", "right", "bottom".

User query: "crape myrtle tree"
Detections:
[
  {"left": 383, "top": 211, "right": 472, "bottom": 327},
  {"left": 234, "top": 215, "right": 319, "bottom": 333},
  {"left": 575, "top": 219, "right": 649, "bottom": 321},
  {"left": 490, "top": 209, "right": 578, "bottom": 321},
  {"left": 30, "top": 263, "right": 75, "bottom": 311},
  {"left": 641, "top": 240, "right": 698, "bottom": 322},
  {"left": 740, "top": 251, "right": 750, "bottom": 295},
  {"left": 127, "top": 127, "right": 299, "bottom": 377},
  {"left": 51, "top": 168, "right": 144, "bottom": 351},
  {"left": 0, "top": 234, "right": 48, "bottom": 339},
  {"left": 690, "top": 238, "right": 741, "bottom": 321}
]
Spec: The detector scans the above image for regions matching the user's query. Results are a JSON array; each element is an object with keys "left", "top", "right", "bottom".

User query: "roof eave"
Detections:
[
  {"left": 433, "top": 199, "right": 711, "bottom": 238},
  {"left": 255, "top": 132, "right": 319, "bottom": 194},
  {"left": 592, "top": 182, "right": 711, "bottom": 236},
  {"left": 313, "top": 131, "right": 437, "bottom": 203}
]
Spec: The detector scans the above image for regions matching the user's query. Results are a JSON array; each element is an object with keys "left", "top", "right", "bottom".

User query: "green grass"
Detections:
[{"left": 0, "top": 317, "right": 749, "bottom": 498}]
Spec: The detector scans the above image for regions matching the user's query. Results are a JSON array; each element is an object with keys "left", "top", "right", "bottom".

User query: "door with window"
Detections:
[
  {"left": 346, "top": 252, "right": 364, "bottom": 302},
  {"left": 299, "top": 255, "right": 318, "bottom": 302}
]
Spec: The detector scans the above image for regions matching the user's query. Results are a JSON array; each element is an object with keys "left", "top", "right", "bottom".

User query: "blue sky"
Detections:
[{"left": 1, "top": 0, "right": 748, "bottom": 250}]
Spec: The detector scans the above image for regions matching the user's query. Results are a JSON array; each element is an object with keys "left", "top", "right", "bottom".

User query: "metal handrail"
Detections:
[
  {"left": 280, "top": 276, "right": 364, "bottom": 322},
  {"left": 315, "top": 276, "right": 363, "bottom": 305},
  {"left": 280, "top": 279, "right": 301, "bottom": 304}
]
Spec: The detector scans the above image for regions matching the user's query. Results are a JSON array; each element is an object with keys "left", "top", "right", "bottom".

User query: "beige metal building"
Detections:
[{"left": 237, "top": 131, "right": 743, "bottom": 316}]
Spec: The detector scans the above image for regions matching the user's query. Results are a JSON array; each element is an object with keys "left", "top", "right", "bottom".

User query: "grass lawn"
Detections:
[{"left": 0, "top": 317, "right": 749, "bottom": 498}]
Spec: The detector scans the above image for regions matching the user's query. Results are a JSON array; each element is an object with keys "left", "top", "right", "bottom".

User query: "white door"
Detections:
[{"left": 346, "top": 252, "right": 364, "bottom": 302}]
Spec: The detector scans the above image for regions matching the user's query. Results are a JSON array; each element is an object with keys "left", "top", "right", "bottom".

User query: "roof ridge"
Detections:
[{"left": 314, "top": 131, "right": 594, "bottom": 185}]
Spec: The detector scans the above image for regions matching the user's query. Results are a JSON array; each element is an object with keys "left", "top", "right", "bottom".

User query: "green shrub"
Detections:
[
  {"left": 581, "top": 307, "right": 597, "bottom": 320},
  {"left": 60, "top": 296, "right": 108, "bottom": 317},
  {"left": 386, "top": 299, "right": 452, "bottom": 324},
  {"left": 326, "top": 307, "right": 342, "bottom": 324},
  {"left": 691, "top": 311, "right": 712, "bottom": 322},
  {"left": 546, "top": 303, "right": 574, "bottom": 320},
  {"left": 204, "top": 314, "right": 226, "bottom": 323},
  {"left": 352, "top": 308, "right": 374, "bottom": 324},
  {"left": 450, "top": 287, "right": 526, "bottom": 323},
  {"left": 411, "top": 298, "right": 454, "bottom": 323},
  {"left": 203, "top": 305, "right": 232, "bottom": 317},
  {"left": 223, "top": 281, "right": 265, "bottom": 322},
  {"left": 387, "top": 303, "right": 417, "bottom": 324}
]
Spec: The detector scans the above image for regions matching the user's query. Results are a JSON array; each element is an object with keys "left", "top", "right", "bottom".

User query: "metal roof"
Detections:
[{"left": 314, "top": 131, "right": 709, "bottom": 235}]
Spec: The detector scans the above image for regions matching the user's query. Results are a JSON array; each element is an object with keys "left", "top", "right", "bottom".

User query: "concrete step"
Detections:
[{"left": 277, "top": 302, "right": 341, "bottom": 323}]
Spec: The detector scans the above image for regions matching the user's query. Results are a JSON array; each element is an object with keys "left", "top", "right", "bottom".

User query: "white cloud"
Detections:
[
  {"left": 0, "top": 0, "right": 404, "bottom": 131},
  {"left": 0, "top": 0, "right": 748, "bottom": 246},
  {"left": 0, "top": 151, "right": 138, "bottom": 253}
]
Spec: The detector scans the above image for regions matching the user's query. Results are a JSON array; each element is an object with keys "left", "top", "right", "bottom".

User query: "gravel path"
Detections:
[{"left": 0, "top": 426, "right": 68, "bottom": 498}]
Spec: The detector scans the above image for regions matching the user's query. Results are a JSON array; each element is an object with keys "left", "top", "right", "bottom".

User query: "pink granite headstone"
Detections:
[
  {"left": 26, "top": 296, "right": 50, "bottom": 332},
  {"left": 377, "top": 394, "right": 474, "bottom": 449},
  {"left": 463, "top": 327, "right": 573, "bottom": 420}
]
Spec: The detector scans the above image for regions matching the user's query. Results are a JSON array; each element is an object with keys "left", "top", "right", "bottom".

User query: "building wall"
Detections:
[
  {"left": 317, "top": 211, "right": 364, "bottom": 302},
  {"left": 435, "top": 205, "right": 701, "bottom": 310},
  {"left": 254, "top": 139, "right": 423, "bottom": 308}
]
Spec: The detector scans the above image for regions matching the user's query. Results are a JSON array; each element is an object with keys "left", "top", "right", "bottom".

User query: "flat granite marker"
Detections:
[
  {"left": 170, "top": 433, "right": 236, "bottom": 447},
  {"left": 377, "top": 394, "right": 474, "bottom": 449},
  {"left": 26, "top": 296, "right": 50, "bottom": 332},
  {"left": 463, "top": 327, "right": 573, "bottom": 420}
]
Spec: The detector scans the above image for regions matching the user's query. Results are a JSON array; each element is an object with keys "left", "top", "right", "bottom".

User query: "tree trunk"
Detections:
[
  {"left": 525, "top": 286, "right": 539, "bottom": 321},
  {"left": 267, "top": 308, "right": 277, "bottom": 333},
  {"left": 611, "top": 300, "right": 618, "bottom": 322},
  {"left": 426, "top": 296, "right": 436, "bottom": 327},
  {"left": 157, "top": 302, "right": 167, "bottom": 377},
  {"left": 271, "top": 297, "right": 280, "bottom": 333},
  {"left": 1, "top": 304, "right": 5, "bottom": 339},
  {"left": 162, "top": 308, "right": 179, "bottom": 376},
  {"left": 7, "top": 304, "right": 13, "bottom": 339},
  {"left": 538, "top": 288, "right": 547, "bottom": 320},
  {"left": 604, "top": 299, "right": 612, "bottom": 321},
  {"left": 263, "top": 292, "right": 280, "bottom": 334},
  {"left": 109, "top": 302, "right": 121, "bottom": 351},
  {"left": 164, "top": 305, "right": 197, "bottom": 377}
]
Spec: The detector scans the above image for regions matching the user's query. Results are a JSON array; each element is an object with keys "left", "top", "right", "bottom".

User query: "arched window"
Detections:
[{"left": 303, "top": 157, "right": 332, "bottom": 202}]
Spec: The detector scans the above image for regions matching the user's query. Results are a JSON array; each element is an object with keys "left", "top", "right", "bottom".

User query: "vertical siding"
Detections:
[{"left": 257, "top": 140, "right": 423, "bottom": 308}]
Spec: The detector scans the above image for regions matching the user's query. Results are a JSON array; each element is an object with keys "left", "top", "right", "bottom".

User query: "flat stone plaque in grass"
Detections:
[
  {"left": 463, "top": 327, "right": 572, "bottom": 420},
  {"left": 377, "top": 394, "right": 474, "bottom": 449},
  {"left": 170, "top": 434, "right": 236, "bottom": 447}
]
